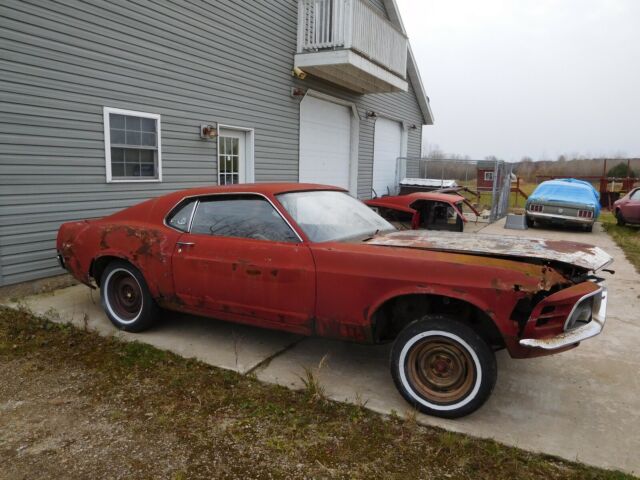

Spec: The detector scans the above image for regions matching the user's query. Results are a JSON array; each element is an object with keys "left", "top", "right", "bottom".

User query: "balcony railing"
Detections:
[{"left": 297, "top": 0, "right": 408, "bottom": 78}]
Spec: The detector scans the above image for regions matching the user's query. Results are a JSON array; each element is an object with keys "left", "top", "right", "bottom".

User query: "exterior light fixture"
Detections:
[
  {"left": 200, "top": 124, "right": 218, "bottom": 140},
  {"left": 366, "top": 111, "right": 377, "bottom": 118},
  {"left": 290, "top": 87, "right": 306, "bottom": 98}
]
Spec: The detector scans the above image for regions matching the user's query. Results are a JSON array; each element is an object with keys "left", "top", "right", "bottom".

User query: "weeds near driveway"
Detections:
[
  {"left": 601, "top": 212, "right": 640, "bottom": 273},
  {"left": 0, "top": 306, "right": 635, "bottom": 479}
]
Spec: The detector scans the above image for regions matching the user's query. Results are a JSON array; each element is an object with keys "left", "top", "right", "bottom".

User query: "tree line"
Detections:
[{"left": 421, "top": 148, "right": 638, "bottom": 182}]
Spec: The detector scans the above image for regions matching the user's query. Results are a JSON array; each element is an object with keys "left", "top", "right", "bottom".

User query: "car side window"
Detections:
[
  {"left": 166, "top": 200, "right": 197, "bottom": 232},
  {"left": 631, "top": 189, "right": 640, "bottom": 201},
  {"left": 190, "top": 196, "right": 299, "bottom": 242}
]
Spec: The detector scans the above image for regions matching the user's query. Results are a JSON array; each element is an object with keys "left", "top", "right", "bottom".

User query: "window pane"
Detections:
[
  {"left": 125, "top": 163, "right": 140, "bottom": 177},
  {"left": 110, "top": 114, "right": 125, "bottom": 129},
  {"left": 141, "top": 117, "right": 156, "bottom": 132},
  {"left": 126, "top": 130, "right": 141, "bottom": 145},
  {"left": 191, "top": 196, "right": 297, "bottom": 242},
  {"left": 141, "top": 132, "right": 156, "bottom": 146},
  {"left": 231, "top": 138, "right": 239, "bottom": 155},
  {"left": 125, "top": 115, "right": 141, "bottom": 131},
  {"left": 167, "top": 200, "right": 196, "bottom": 232},
  {"left": 124, "top": 149, "right": 139, "bottom": 163},
  {"left": 111, "top": 147, "right": 124, "bottom": 162},
  {"left": 140, "top": 149, "right": 154, "bottom": 163},
  {"left": 110, "top": 129, "right": 125, "bottom": 144},
  {"left": 111, "top": 162, "right": 125, "bottom": 177},
  {"left": 139, "top": 163, "right": 155, "bottom": 177}
]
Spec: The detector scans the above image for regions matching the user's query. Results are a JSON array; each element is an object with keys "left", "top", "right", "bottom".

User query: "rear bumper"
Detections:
[
  {"left": 519, "top": 286, "right": 607, "bottom": 350},
  {"left": 527, "top": 211, "right": 594, "bottom": 225}
]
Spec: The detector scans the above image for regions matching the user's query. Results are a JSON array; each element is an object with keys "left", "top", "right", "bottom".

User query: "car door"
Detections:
[
  {"left": 622, "top": 189, "right": 640, "bottom": 222},
  {"left": 170, "top": 194, "right": 315, "bottom": 334}
]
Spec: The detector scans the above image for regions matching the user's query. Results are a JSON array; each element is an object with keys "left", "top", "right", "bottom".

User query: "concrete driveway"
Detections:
[{"left": 5, "top": 219, "right": 639, "bottom": 475}]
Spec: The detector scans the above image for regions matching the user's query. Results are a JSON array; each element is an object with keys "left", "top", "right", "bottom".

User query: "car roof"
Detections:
[{"left": 162, "top": 183, "right": 345, "bottom": 202}]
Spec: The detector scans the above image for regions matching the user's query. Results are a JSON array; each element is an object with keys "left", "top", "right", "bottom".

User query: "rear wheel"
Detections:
[
  {"left": 584, "top": 223, "right": 593, "bottom": 233},
  {"left": 390, "top": 315, "right": 497, "bottom": 418},
  {"left": 100, "top": 260, "right": 159, "bottom": 332},
  {"left": 525, "top": 215, "right": 534, "bottom": 228}
]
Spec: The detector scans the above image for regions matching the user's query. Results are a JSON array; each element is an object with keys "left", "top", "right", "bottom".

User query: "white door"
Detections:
[
  {"left": 299, "top": 96, "right": 352, "bottom": 190},
  {"left": 218, "top": 129, "right": 250, "bottom": 185},
  {"left": 372, "top": 117, "right": 403, "bottom": 197}
]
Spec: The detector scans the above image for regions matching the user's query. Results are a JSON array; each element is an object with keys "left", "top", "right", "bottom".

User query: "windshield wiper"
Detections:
[{"left": 362, "top": 229, "right": 380, "bottom": 242}]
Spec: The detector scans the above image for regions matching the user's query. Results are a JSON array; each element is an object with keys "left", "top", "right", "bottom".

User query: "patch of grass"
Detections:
[
  {"left": 0, "top": 306, "right": 635, "bottom": 479},
  {"left": 600, "top": 211, "right": 640, "bottom": 273}
]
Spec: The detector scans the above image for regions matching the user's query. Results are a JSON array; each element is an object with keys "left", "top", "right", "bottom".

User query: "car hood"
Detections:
[{"left": 366, "top": 230, "right": 613, "bottom": 272}]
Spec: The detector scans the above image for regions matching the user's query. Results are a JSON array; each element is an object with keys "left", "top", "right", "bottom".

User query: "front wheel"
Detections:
[
  {"left": 100, "top": 260, "right": 159, "bottom": 332},
  {"left": 616, "top": 210, "right": 626, "bottom": 226},
  {"left": 390, "top": 315, "right": 497, "bottom": 418}
]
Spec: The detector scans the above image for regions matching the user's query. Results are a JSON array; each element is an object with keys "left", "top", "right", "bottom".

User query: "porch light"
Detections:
[{"left": 200, "top": 124, "right": 218, "bottom": 140}]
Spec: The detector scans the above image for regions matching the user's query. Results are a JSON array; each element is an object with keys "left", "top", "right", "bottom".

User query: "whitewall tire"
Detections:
[
  {"left": 390, "top": 315, "right": 497, "bottom": 418},
  {"left": 100, "top": 260, "right": 159, "bottom": 332}
]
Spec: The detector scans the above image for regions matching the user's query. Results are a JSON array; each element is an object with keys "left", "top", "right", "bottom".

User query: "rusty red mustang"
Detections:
[{"left": 57, "top": 184, "right": 612, "bottom": 418}]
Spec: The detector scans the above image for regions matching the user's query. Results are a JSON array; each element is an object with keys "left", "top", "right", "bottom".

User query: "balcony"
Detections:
[{"left": 295, "top": 0, "right": 408, "bottom": 94}]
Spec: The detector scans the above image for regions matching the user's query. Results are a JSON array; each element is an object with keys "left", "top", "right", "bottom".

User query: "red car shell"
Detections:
[
  {"left": 365, "top": 192, "right": 479, "bottom": 231},
  {"left": 57, "top": 184, "right": 610, "bottom": 360},
  {"left": 613, "top": 187, "right": 640, "bottom": 224}
]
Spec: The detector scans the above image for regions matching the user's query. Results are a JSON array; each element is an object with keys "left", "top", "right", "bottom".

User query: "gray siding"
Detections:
[{"left": 0, "top": 0, "right": 425, "bottom": 286}]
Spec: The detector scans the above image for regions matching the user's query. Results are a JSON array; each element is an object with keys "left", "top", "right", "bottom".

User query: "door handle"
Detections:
[{"left": 176, "top": 241, "right": 196, "bottom": 250}]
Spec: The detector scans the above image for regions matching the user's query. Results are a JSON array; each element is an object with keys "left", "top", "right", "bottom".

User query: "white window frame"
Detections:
[
  {"left": 103, "top": 107, "right": 162, "bottom": 183},
  {"left": 484, "top": 171, "right": 494, "bottom": 182},
  {"left": 217, "top": 124, "right": 255, "bottom": 184}
]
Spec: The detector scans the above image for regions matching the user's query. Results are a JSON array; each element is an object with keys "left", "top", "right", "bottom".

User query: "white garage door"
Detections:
[
  {"left": 299, "top": 96, "right": 351, "bottom": 190},
  {"left": 372, "top": 117, "right": 403, "bottom": 197}
]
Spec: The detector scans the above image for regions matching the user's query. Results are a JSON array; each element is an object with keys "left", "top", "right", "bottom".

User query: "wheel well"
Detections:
[
  {"left": 90, "top": 256, "right": 126, "bottom": 286},
  {"left": 371, "top": 294, "right": 505, "bottom": 349}
]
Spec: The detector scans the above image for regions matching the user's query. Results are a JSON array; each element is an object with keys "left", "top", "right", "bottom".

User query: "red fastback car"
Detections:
[
  {"left": 57, "top": 184, "right": 612, "bottom": 418},
  {"left": 614, "top": 187, "right": 640, "bottom": 225}
]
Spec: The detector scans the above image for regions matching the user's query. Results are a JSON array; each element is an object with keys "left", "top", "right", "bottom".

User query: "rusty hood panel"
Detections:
[{"left": 367, "top": 230, "right": 613, "bottom": 271}]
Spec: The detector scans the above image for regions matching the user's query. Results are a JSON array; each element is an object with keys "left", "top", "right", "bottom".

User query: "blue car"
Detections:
[{"left": 526, "top": 179, "right": 601, "bottom": 232}]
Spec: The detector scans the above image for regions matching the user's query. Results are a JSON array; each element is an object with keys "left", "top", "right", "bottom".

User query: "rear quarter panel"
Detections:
[{"left": 57, "top": 197, "right": 180, "bottom": 299}]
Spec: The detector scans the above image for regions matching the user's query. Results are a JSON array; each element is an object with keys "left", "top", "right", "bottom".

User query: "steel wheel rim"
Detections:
[
  {"left": 107, "top": 270, "right": 142, "bottom": 322},
  {"left": 406, "top": 336, "right": 475, "bottom": 405}
]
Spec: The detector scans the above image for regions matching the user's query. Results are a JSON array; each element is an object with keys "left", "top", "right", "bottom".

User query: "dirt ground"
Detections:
[{"left": 1, "top": 307, "right": 632, "bottom": 480}]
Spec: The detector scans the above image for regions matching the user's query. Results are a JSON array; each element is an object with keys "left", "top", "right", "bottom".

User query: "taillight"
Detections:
[
  {"left": 529, "top": 204, "right": 543, "bottom": 212},
  {"left": 578, "top": 210, "right": 593, "bottom": 218}
]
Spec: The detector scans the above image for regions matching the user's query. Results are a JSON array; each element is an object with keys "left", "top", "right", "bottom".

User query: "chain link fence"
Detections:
[{"left": 396, "top": 157, "right": 514, "bottom": 223}]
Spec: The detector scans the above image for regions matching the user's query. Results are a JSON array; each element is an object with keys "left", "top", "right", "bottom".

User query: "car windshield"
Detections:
[{"left": 277, "top": 190, "right": 395, "bottom": 242}]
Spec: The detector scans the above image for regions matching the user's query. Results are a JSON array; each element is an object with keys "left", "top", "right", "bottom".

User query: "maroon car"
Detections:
[
  {"left": 57, "top": 183, "right": 612, "bottom": 418},
  {"left": 614, "top": 187, "right": 640, "bottom": 225}
]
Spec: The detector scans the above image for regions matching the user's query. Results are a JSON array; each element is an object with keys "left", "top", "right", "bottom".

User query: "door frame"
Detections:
[
  {"left": 217, "top": 124, "right": 255, "bottom": 183},
  {"left": 299, "top": 89, "right": 359, "bottom": 196}
]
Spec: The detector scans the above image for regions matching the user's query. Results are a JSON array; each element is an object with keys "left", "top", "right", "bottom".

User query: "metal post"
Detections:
[{"left": 490, "top": 160, "right": 498, "bottom": 222}]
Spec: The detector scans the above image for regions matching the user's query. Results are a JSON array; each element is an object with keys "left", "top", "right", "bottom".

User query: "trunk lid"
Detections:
[{"left": 367, "top": 230, "right": 613, "bottom": 272}]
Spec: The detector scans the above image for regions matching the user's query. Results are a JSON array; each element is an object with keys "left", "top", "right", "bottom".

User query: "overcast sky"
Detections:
[{"left": 396, "top": 0, "right": 640, "bottom": 161}]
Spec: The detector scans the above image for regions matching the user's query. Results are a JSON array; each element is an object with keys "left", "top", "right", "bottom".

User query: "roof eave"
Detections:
[{"left": 382, "top": 0, "right": 434, "bottom": 125}]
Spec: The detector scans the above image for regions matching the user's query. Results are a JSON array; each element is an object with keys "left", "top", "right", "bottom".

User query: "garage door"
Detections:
[
  {"left": 299, "top": 96, "right": 351, "bottom": 190},
  {"left": 372, "top": 117, "right": 403, "bottom": 197}
]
